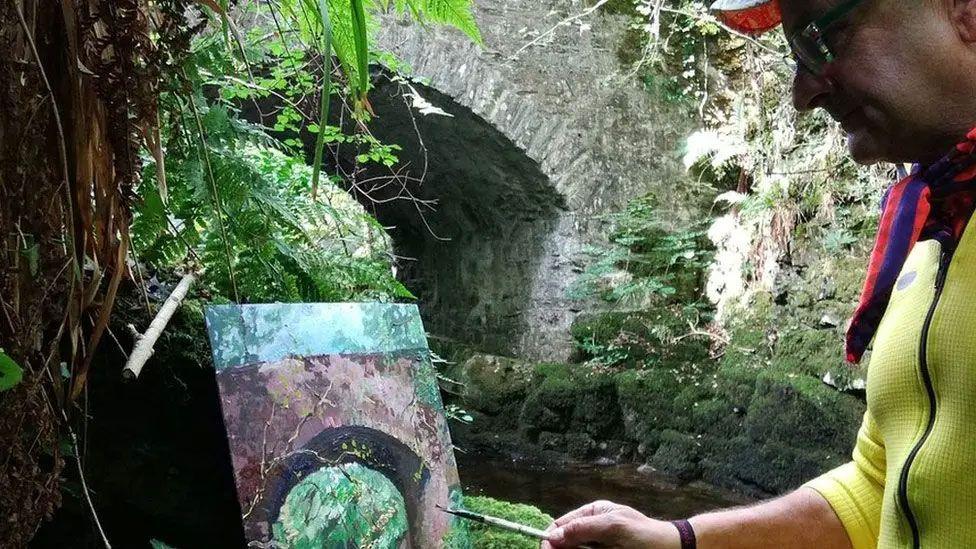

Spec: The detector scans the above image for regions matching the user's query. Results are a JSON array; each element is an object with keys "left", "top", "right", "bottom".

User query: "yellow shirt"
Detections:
[{"left": 805, "top": 222, "right": 976, "bottom": 548}]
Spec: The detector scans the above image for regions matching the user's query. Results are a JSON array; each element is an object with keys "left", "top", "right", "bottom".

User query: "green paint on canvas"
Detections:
[
  {"left": 272, "top": 463, "right": 408, "bottom": 548},
  {"left": 205, "top": 303, "right": 428, "bottom": 371}
]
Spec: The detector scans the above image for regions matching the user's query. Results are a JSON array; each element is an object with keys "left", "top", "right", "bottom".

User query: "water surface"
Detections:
[{"left": 458, "top": 456, "right": 751, "bottom": 521}]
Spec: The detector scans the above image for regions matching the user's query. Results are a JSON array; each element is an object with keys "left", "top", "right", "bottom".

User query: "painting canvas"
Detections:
[{"left": 204, "top": 303, "right": 470, "bottom": 548}]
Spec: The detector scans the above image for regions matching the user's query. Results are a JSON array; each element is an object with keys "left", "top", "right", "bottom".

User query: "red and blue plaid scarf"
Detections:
[{"left": 846, "top": 128, "right": 976, "bottom": 363}]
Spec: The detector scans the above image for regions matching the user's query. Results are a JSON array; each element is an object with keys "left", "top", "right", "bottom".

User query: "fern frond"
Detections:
[{"left": 421, "top": 0, "right": 481, "bottom": 43}]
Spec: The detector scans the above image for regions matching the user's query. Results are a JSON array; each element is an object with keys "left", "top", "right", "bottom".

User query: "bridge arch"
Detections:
[{"left": 362, "top": 1, "right": 690, "bottom": 359}]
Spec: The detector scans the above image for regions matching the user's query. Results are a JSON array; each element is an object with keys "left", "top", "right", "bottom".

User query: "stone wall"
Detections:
[{"left": 371, "top": 1, "right": 693, "bottom": 360}]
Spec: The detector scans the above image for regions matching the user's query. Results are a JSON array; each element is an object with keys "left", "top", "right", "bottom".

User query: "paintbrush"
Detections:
[{"left": 437, "top": 505, "right": 596, "bottom": 548}]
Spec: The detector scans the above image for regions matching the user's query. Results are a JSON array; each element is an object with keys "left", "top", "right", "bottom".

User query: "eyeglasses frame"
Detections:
[{"left": 788, "top": 0, "right": 867, "bottom": 75}]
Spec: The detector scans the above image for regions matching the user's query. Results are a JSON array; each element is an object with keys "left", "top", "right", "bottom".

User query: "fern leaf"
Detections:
[
  {"left": 326, "top": 0, "right": 363, "bottom": 95},
  {"left": 422, "top": 0, "right": 481, "bottom": 43}
]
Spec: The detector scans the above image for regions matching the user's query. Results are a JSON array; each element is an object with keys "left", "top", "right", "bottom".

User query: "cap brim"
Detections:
[{"left": 710, "top": 0, "right": 782, "bottom": 35}]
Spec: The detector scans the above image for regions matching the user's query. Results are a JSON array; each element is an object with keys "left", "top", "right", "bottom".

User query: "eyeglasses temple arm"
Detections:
[{"left": 816, "top": 0, "right": 866, "bottom": 30}]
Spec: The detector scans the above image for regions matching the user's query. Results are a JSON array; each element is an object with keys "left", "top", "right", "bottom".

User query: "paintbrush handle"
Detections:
[
  {"left": 440, "top": 507, "right": 596, "bottom": 548},
  {"left": 482, "top": 516, "right": 597, "bottom": 549},
  {"left": 481, "top": 515, "right": 551, "bottom": 538}
]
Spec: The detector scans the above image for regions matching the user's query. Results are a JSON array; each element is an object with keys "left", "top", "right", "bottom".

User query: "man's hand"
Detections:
[
  {"left": 540, "top": 489, "right": 852, "bottom": 549},
  {"left": 541, "top": 500, "right": 682, "bottom": 549}
]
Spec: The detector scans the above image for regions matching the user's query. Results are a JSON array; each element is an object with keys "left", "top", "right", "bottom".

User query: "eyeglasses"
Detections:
[{"left": 788, "top": 0, "right": 866, "bottom": 75}]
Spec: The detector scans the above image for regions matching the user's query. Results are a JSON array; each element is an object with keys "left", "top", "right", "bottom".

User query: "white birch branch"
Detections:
[{"left": 122, "top": 272, "right": 197, "bottom": 380}]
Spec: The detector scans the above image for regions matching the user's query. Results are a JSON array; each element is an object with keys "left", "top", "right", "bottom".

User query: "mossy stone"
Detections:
[
  {"left": 615, "top": 368, "right": 683, "bottom": 455},
  {"left": 700, "top": 435, "right": 842, "bottom": 496},
  {"left": 668, "top": 383, "right": 715, "bottom": 433},
  {"left": 744, "top": 370, "right": 863, "bottom": 455},
  {"left": 570, "top": 309, "right": 709, "bottom": 368},
  {"left": 648, "top": 429, "right": 702, "bottom": 481},
  {"left": 537, "top": 431, "right": 566, "bottom": 452},
  {"left": 771, "top": 327, "right": 845, "bottom": 378},
  {"left": 519, "top": 364, "right": 622, "bottom": 439},
  {"left": 712, "top": 362, "right": 761, "bottom": 409},
  {"left": 570, "top": 374, "right": 623, "bottom": 438},
  {"left": 519, "top": 369, "right": 578, "bottom": 435},
  {"left": 564, "top": 432, "right": 597, "bottom": 460},
  {"left": 461, "top": 354, "right": 537, "bottom": 416}
]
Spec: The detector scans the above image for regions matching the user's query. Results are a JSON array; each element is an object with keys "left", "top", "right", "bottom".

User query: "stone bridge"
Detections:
[{"left": 364, "top": 0, "right": 691, "bottom": 360}]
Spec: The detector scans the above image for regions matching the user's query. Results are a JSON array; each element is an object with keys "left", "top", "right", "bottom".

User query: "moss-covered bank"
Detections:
[
  {"left": 443, "top": 291, "right": 866, "bottom": 498},
  {"left": 463, "top": 496, "right": 553, "bottom": 549}
]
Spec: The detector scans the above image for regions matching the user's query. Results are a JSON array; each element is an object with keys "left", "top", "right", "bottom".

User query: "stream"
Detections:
[{"left": 457, "top": 455, "right": 751, "bottom": 521}]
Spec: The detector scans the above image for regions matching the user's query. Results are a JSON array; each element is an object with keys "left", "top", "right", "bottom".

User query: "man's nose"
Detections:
[{"left": 792, "top": 66, "right": 834, "bottom": 112}]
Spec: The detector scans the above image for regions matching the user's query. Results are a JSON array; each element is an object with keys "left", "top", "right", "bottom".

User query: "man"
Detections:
[{"left": 542, "top": 0, "right": 976, "bottom": 547}]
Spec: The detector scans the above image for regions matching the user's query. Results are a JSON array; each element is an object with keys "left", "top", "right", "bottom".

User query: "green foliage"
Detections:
[
  {"left": 613, "top": 0, "right": 889, "bottom": 308},
  {"left": 518, "top": 363, "right": 623, "bottom": 440},
  {"left": 570, "top": 308, "right": 711, "bottom": 369},
  {"left": 602, "top": 4, "right": 887, "bottom": 425},
  {"left": 575, "top": 335, "right": 630, "bottom": 367},
  {"left": 605, "top": 1, "right": 725, "bottom": 108},
  {"left": 0, "top": 349, "right": 24, "bottom": 392},
  {"left": 272, "top": 0, "right": 480, "bottom": 111},
  {"left": 384, "top": 0, "right": 482, "bottom": 43},
  {"left": 272, "top": 463, "right": 409, "bottom": 547},
  {"left": 132, "top": 0, "right": 483, "bottom": 304},
  {"left": 134, "top": 121, "right": 412, "bottom": 302},
  {"left": 822, "top": 227, "right": 859, "bottom": 253},
  {"left": 462, "top": 496, "right": 553, "bottom": 549},
  {"left": 570, "top": 195, "right": 713, "bottom": 307},
  {"left": 444, "top": 403, "right": 474, "bottom": 424}
]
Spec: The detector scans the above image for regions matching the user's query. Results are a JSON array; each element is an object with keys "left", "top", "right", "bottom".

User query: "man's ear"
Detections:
[{"left": 952, "top": 0, "right": 976, "bottom": 42}]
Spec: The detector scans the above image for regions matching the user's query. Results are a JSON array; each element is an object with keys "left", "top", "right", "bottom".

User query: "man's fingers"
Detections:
[
  {"left": 548, "top": 515, "right": 620, "bottom": 547},
  {"left": 549, "top": 500, "right": 619, "bottom": 529}
]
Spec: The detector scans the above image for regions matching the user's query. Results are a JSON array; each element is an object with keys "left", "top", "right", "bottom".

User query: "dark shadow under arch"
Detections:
[{"left": 347, "top": 75, "right": 567, "bottom": 356}]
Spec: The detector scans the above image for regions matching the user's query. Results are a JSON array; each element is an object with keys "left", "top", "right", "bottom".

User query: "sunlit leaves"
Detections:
[
  {"left": 569, "top": 196, "right": 712, "bottom": 307},
  {"left": 311, "top": 0, "right": 333, "bottom": 198},
  {"left": 133, "top": 0, "right": 483, "bottom": 305},
  {"left": 383, "top": 0, "right": 482, "bottom": 43},
  {"left": 0, "top": 350, "right": 24, "bottom": 392},
  {"left": 135, "top": 124, "right": 411, "bottom": 303},
  {"left": 354, "top": 139, "right": 401, "bottom": 167}
]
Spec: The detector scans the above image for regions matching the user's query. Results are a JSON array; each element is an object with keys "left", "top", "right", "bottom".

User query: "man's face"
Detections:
[{"left": 782, "top": 0, "right": 967, "bottom": 164}]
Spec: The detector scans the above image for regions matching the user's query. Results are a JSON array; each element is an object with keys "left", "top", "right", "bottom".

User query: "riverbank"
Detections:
[
  {"left": 437, "top": 298, "right": 867, "bottom": 499},
  {"left": 28, "top": 273, "right": 867, "bottom": 546},
  {"left": 458, "top": 455, "right": 749, "bottom": 521}
]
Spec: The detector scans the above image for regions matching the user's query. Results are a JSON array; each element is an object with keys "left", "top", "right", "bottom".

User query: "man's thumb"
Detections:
[{"left": 548, "top": 515, "right": 614, "bottom": 546}]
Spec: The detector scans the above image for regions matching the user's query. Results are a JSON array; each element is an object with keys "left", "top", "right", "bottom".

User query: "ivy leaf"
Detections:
[{"left": 0, "top": 350, "right": 24, "bottom": 392}]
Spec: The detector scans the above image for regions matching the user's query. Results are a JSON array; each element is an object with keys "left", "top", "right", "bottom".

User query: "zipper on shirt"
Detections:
[{"left": 897, "top": 245, "right": 953, "bottom": 549}]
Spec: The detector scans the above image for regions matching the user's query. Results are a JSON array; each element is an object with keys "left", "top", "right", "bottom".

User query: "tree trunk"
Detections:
[{"left": 0, "top": 0, "right": 162, "bottom": 543}]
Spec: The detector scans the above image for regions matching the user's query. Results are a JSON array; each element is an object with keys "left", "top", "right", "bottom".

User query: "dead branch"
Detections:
[
  {"left": 65, "top": 421, "right": 112, "bottom": 547},
  {"left": 122, "top": 272, "right": 197, "bottom": 380},
  {"left": 510, "top": 0, "right": 614, "bottom": 60}
]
